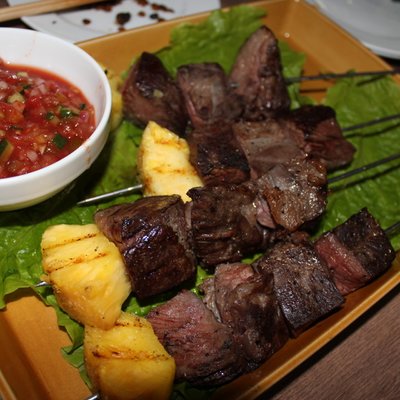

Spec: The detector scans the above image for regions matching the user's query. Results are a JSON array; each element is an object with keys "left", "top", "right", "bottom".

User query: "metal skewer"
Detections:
[
  {"left": 77, "top": 183, "right": 143, "bottom": 206},
  {"left": 342, "top": 113, "right": 400, "bottom": 132},
  {"left": 76, "top": 112, "right": 400, "bottom": 206},
  {"left": 328, "top": 153, "right": 400, "bottom": 184},
  {"left": 385, "top": 220, "right": 400, "bottom": 236},
  {"left": 285, "top": 69, "right": 400, "bottom": 84}
]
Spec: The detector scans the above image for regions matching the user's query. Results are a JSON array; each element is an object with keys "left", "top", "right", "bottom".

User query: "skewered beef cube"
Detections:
[
  {"left": 177, "top": 62, "right": 242, "bottom": 128},
  {"left": 201, "top": 263, "right": 289, "bottom": 371},
  {"left": 186, "top": 123, "right": 250, "bottom": 186},
  {"left": 186, "top": 181, "right": 272, "bottom": 268},
  {"left": 255, "top": 241, "right": 344, "bottom": 336},
  {"left": 232, "top": 118, "right": 307, "bottom": 179},
  {"left": 290, "top": 105, "right": 356, "bottom": 170},
  {"left": 314, "top": 208, "right": 396, "bottom": 296},
  {"left": 121, "top": 52, "right": 187, "bottom": 136},
  {"left": 147, "top": 290, "right": 244, "bottom": 387},
  {"left": 258, "top": 158, "right": 328, "bottom": 232},
  {"left": 94, "top": 195, "right": 196, "bottom": 299},
  {"left": 229, "top": 26, "right": 290, "bottom": 121}
]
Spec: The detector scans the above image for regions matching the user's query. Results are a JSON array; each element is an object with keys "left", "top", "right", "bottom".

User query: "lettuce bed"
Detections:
[{"left": 0, "top": 5, "right": 400, "bottom": 399}]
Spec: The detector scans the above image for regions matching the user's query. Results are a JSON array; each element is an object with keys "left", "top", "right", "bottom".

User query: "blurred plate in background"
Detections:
[
  {"left": 7, "top": 0, "right": 220, "bottom": 42},
  {"left": 307, "top": 0, "right": 400, "bottom": 59}
]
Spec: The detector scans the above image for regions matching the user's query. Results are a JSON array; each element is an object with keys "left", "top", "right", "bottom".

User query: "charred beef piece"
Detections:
[
  {"left": 177, "top": 63, "right": 242, "bottom": 128},
  {"left": 314, "top": 208, "right": 396, "bottom": 296},
  {"left": 186, "top": 181, "right": 273, "bottom": 268},
  {"left": 201, "top": 263, "right": 289, "bottom": 371},
  {"left": 290, "top": 105, "right": 356, "bottom": 170},
  {"left": 258, "top": 158, "right": 327, "bottom": 232},
  {"left": 186, "top": 158, "right": 327, "bottom": 267},
  {"left": 255, "top": 240, "right": 344, "bottom": 337},
  {"left": 121, "top": 52, "right": 187, "bottom": 135},
  {"left": 186, "top": 123, "right": 250, "bottom": 186},
  {"left": 229, "top": 26, "right": 290, "bottom": 121},
  {"left": 147, "top": 290, "right": 244, "bottom": 387},
  {"left": 94, "top": 195, "right": 196, "bottom": 299},
  {"left": 232, "top": 118, "right": 307, "bottom": 179}
]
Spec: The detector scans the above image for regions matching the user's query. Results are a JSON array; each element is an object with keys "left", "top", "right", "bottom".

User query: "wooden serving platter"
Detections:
[{"left": 1, "top": 1, "right": 399, "bottom": 399}]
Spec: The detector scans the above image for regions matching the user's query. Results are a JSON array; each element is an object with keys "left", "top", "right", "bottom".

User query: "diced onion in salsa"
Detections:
[{"left": 0, "top": 60, "right": 96, "bottom": 178}]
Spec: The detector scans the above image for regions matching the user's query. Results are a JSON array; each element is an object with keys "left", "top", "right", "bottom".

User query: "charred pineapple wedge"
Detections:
[
  {"left": 84, "top": 312, "right": 175, "bottom": 400},
  {"left": 41, "top": 224, "right": 131, "bottom": 330},
  {"left": 137, "top": 121, "right": 203, "bottom": 202}
]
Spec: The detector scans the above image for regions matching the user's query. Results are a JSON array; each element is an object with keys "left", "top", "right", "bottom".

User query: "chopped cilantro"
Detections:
[
  {"left": 53, "top": 133, "right": 68, "bottom": 149},
  {"left": 60, "top": 107, "right": 78, "bottom": 118}
]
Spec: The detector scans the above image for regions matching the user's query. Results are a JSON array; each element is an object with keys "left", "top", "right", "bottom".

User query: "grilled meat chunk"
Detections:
[
  {"left": 94, "top": 195, "right": 196, "bottom": 299},
  {"left": 314, "top": 208, "right": 396, "bottom": 296},
  {"left": 186, "top": 180, "right": 273, "bottom": 268},
  {"left": 258, "top": 158, "right": 327, "bottom": 232},
  {"left": 121, "top": 52, "right": 187, "bottom": 135},
  {"left": 229, "top": 26, "right": 290, "bottom": 120},
  {"left": 232, "top": 118, "right": 307, "bottom": 179},
  {"left": 147, "top": 290, "right": 243, "bottom": 387},
  {"left": 255, "top": 240, "right": 344, "bottom": 336},
  {"left": 290, "top": 105, "right": 356, "bottom": 170},
  {"left": 233, "top": 105, "right": 354, "bottom": 177},
  {"left": 177, "top": 63, "right": 242, "bottom": 128},
  {"left": 201, "top": 263, "right": 289, "bottom": 370},
  {"left": 186, "top": 123, "right": 250, "bottom": 186}
]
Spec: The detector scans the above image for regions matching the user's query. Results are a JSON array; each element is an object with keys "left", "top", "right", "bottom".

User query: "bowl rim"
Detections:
[{"left": 0, "top": 28, "right": 112, "bottom": 189}]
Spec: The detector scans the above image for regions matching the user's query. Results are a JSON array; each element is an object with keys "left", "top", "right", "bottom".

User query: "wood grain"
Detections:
[{"left": 0, "top": 0, "right": 107, "bottom": 22}]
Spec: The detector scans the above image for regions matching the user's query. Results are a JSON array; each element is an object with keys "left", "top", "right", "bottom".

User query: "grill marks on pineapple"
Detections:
[
  {"left": 42, "top": 229, "right": 114, "bottom": 273},
  {"left": 92, "top": 346, "right": 171, "bottom": 362},
  {"left": 40, "top": 224, "right": 131, "bottom": 329}
]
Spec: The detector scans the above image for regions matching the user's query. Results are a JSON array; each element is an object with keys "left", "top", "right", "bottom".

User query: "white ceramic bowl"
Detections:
[{"left": 0, "top": 28, "right": 112, "bottom": 211}]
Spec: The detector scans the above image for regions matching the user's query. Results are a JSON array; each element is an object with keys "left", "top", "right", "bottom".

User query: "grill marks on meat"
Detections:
[
  {"left": 255, "top": 240, "right": 345, "bottom": 337},
  {"left": 258, "top": 158, "right": 327, "bottom": 232},
  {"left": 186, "top": 124, "right": 250, "bottom": 185},
  {"left": 314, "top": 208, "right": 395, "bottom": 295},
  {"left": 186, "top": 157, "right": 328, "bottom": 267},
  {"left": 229, "top": 25, "right": 291, "bottom": 120},
  {"left": 177, "top": 63, "right": 250, "bottom": 185},
  {"left": 201, "top": 263, "right": 289, "bottom": 370},
  {"left": 290, "top": 105, "right": 356, "bottom": 170},
  {"left": 121, "top": 52, "right": 187, "bottom": 136},
  {"left": 177, "top": 63, "right": 242, "bottom": 128},
  {"left": 147, "top": 290, "right": 243, "bottom": 387},
  {"left": 186, "top": 181, "right": 273, "bottom": 268},
  {"left": 94, "top": 195, "right": 196, "bottom": 299}
]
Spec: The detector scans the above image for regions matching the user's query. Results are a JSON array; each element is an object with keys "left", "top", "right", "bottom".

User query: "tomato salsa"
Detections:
[{"left": 0, "top": 60, "right": 96, "bottom": 178}]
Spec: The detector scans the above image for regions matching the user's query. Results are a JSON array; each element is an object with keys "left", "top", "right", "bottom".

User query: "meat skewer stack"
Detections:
[
  {"left": 39, "top": 22, "right": 400, "bottom": 400},
  {"left": 146, "top": 208, "right": 396, "bottom": 387}
]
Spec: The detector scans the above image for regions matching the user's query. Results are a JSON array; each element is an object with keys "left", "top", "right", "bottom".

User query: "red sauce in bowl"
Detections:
[{"left": 0, "top": 60, "right": 96, "bottom": 178}]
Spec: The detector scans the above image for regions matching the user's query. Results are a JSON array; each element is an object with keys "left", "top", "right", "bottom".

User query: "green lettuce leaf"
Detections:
[
  {"left": 318, "top": 75, "right": 400, "bottom": 249},
  {"left": 0, "top": 4, "right": 399, "bottom": 400}
]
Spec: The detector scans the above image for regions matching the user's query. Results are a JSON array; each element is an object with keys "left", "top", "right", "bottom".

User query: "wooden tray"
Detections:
[{"left": 1, "top": 1, "right": 399, "bottom": 399}]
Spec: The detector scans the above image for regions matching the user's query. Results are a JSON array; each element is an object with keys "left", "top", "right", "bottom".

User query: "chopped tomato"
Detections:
[{"left": 0, "top": 60, "right": 96, "bottom": 178}]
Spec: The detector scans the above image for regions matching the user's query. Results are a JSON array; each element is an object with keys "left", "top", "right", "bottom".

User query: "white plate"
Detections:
[
  {"left": 7, "top": 0, "right": 220, "bottom": 43},
  {"left": 307, "top": 0, "right": 400, "bottom": 59}
]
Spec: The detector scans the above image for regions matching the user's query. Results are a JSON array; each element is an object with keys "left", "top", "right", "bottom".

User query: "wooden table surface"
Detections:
[{"left": 0, "top": 1, "right": 399, "bottom": 400}]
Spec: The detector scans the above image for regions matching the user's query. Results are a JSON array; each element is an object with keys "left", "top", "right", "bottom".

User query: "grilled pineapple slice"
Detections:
[
  {"left": 84, "top": 312, "right": 175, "bottom": 400},
  {"left": 137, "top": 121, "right": 203, "bottom": 202},
  {"left": 41, "top": 224, "right": 131, "bottom": 330}
]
